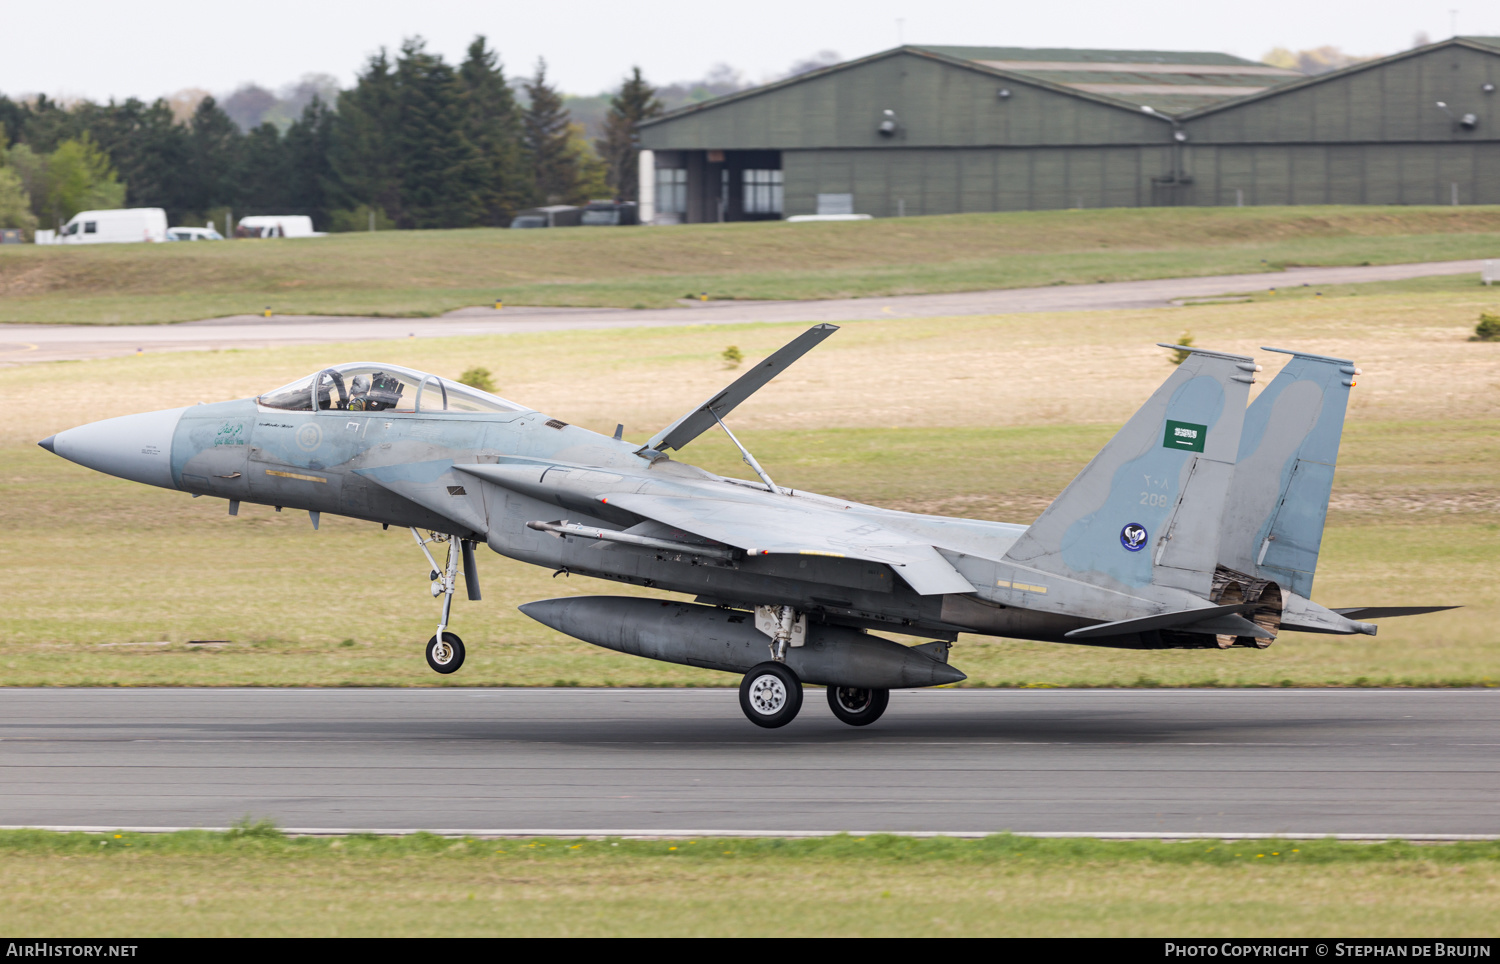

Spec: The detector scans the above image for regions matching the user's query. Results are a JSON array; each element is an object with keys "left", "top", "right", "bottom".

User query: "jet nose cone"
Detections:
[{"left": 47, "top": 408, "right": 188, "bottom": 489}]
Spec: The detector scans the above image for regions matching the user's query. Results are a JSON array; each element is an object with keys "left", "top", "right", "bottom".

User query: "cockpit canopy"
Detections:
[{"left": 257, "top": 363, "right": 528, "bottom": 414}]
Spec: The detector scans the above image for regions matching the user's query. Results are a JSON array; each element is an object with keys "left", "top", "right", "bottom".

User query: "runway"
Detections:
[
  {"left": 0, "top": 687, "right": 1495, "bottom": 836},
  {"left": 0, "top": 258, "right": 1486, "bottom": 365}
]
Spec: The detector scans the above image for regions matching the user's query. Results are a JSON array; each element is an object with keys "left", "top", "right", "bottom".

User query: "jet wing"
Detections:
[
  {"left": 600, "top": 491, "right": 976, "bottom": 596},
  {"left": 643, "top": 324, "right": 839, "bottom": 454}
]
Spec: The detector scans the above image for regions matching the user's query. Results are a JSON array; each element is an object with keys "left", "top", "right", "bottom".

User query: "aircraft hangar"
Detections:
[{"left": 636, "top": 37, "right": 1500, "bottom": 222}]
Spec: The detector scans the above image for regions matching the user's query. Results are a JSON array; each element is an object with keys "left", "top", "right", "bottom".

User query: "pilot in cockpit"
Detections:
[{"left": 347, "top": 371, "right": 404, "bottom": 412}]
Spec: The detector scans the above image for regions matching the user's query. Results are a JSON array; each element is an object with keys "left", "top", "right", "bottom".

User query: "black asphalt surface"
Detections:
[{"left": 0, "top": 687, "right": 1496, "bottom": 836}]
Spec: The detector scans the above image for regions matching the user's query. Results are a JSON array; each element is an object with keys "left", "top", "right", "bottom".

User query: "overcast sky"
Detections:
[{"left": 7, "top": 0, "right": 1497, "bottom": 103}]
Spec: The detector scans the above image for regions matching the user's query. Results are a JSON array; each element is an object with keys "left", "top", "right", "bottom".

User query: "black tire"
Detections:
[
  {"left": 425, "top": 632, "right": 465, "bottom": 674},
  {"left": 739, "top": 662, "right": 803, "bottom": 728},
  {"left": 826, "top": 686, "right": 890, "bottom": 726}
]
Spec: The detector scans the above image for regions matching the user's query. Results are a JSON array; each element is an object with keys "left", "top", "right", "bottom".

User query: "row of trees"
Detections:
[{"left": 0, "top": 36, "right": 664, "bottom": 234}]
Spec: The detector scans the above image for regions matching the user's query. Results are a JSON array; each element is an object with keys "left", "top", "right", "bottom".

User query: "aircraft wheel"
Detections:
[
  {"left": 739, "top": 662, "right": 802, "bottom": 728},
  {"left": 426, "top": 632, "right": 465, "bottom": 674},
  {"left": 826, "top": 686, "right": 890, "bottom": 726}
]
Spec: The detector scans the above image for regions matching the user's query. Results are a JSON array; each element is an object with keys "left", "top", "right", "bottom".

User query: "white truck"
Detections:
[{"left": 53, "top": 208, "right": 168, "bottom": 244}]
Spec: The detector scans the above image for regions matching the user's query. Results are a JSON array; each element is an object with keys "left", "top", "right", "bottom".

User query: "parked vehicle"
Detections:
[
  {"left": 54, "top": 208, "right": 168, "bottom": 244},
  {"left": 167, "top": 227, "right": 224, "bottom": 241},
  {"left": 510, "top": 205, "right": 582, "bottom": 228},
  {"left": 235, "top": 215, "right": 322, "bottom": 239},
  {"left": 580, "top": 200, "right": 639, "bottom": 226}
]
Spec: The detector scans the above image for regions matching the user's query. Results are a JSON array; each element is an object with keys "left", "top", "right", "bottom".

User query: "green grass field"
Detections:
[
  {"left": 1, "top": 273, "right": 1495, "bottom": 687},
  {"left": 1, "top": 829, "right": 1496, "bottom": 937},
  {"left": 3, "top": 205, "right": 1500, "bottom": 323}
]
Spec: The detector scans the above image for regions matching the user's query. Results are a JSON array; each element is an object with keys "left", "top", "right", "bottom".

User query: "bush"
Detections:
[
  {"left": 721, "top": 346, "right": 743, "bottom": 369},
  {"left": 327, "top": 205, "right": 395, "bottom": 233},
  {"left": 1473, "top": 312, "right": 1500, "bottom": 342},
  {"left": 1168, "top": 331, "right": 1194, "bottom": 365},
  {"left": 458, "top": 367, "right": 496, "bottom": 392}
]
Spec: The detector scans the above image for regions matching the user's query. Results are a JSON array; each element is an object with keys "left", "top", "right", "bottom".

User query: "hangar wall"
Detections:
[
  {"left": 1176, "top": 143, "right": 1500, "bottom": 206},
  {"left": 781, "top": 146, "right": 1175, "bottom": 217},
  {"left": 639, "top": 40, "right": 1500, "bottom": 222}
]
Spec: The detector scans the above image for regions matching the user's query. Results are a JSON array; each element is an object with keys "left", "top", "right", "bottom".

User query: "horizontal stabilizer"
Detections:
[
  {"left": 1332, "top": 606, "right": 1461, "bottom": 620},
  {"left": 1064, "top": 602, "right": 1264, "bottom": 640},
  {"left": 644, "top": 324, "right": 839, "bottom": 453}
]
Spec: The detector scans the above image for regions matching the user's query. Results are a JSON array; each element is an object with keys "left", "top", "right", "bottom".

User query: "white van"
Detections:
[
  {"left": 166, "top": 226, "right": 224, "bottom": 241},
  {"left": 235, "top": 215, "right": 323, "bottom": 238},
  {"left": 56, "top": 208, "right": 168, "bottom": 244}
]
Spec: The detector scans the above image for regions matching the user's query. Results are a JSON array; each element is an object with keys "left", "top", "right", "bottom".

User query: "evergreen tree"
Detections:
[
  {"left": 393, "top": 38, "right": 484, "bottom": 228},
  {"left": 184, "top": 97, "right": 241, "bottom": 216},
  {"left": 80, "top": 98, "right": 188, "bottom": 216},
  {"left": 597, "top": 67, "right": 662, "bottom": 202},
  {"left": 523, "top": 60, "right": 579, "bottom": 205},
  {"left": 283, "top": 97, "right": 337, "bottom": 225},
  {"left": 17, "top": 95, "right": 86, "bottom": 153},
  {"left": 331, "top": 49, "right": 402, "bottom": 224},
  {"left": 238, "top": 122, "right": 289, "bottom": 213},
  {"left": 458, "top": 36, "right": 528, "bottom": 225},
  {"left": 0, "top": 101, "right": 25, "bottom": 149}
]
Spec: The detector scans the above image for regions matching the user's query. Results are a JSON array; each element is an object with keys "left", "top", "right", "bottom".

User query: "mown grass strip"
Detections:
[
  {"left": 4, "top": 826, "right": 1499, "bottom": 865},
  {"left": 5, "top": 205, "right": 1500, "bottom": 322}
]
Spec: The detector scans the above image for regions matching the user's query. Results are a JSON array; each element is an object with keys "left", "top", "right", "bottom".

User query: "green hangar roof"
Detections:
[{"left": 911, "top": 46, "right": 1301, "bottom": 113}]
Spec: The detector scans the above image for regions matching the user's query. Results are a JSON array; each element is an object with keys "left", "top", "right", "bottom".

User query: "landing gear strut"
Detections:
[
  {"left": 739, "top": 661, "right": 803, "bottom": 728},
  {"left": 412, "top": 528, "right": 474, "bottom": 674},
  {"left": 827, "top": 686, "right": 889, "bottom": 726}
]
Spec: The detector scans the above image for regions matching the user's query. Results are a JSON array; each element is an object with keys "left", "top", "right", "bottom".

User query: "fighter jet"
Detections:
[{"left": 39, "top": 326, "right": 1453, "bottom": 727}]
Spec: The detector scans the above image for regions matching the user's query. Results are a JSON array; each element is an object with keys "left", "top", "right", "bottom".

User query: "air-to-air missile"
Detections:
[{"left": 40, "top": 326, "right": 1455, "bottom": 727}]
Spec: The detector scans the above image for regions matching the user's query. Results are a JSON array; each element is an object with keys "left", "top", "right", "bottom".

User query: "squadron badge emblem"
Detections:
[{"left": 1120, "top": 523, "right": 1148, "bottom": 552}]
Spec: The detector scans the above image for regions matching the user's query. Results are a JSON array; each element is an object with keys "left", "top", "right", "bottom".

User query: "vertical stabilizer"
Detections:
[
  {"left": 1218, "top": 348, "right": 1357, "bottom": 598},
  {"left": 1002, "top": 347, "right": 1255, "bottom": 598}
]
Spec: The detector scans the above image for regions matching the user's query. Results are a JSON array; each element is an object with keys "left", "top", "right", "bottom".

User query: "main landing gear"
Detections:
[
  {"left": 737, "top": 605, "right": 898, "bottom": 728},
  {"left": 739, "top": 662, "right": 803, "bottom": 728},
  {"left": 412, "top": 528, "right": 480, "bottom": 675},
  {"left": 736, "top": 665, "right": 894, "bottom": 728},
  {"left": 826, "top": 686, "right": 890, "bottom": 726}
]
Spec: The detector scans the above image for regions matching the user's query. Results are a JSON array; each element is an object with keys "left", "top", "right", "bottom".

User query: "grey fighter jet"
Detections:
[{"left": 39, "top": 327, "right": 1453, "bottom": 727}]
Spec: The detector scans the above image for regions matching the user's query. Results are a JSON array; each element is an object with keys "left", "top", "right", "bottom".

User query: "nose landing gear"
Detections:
[
  {"left": 412, "top": 528, "right": 478, "bottom": 675},
  {"left": 426, "top": 632, "right": 466, "bottom": 674}
]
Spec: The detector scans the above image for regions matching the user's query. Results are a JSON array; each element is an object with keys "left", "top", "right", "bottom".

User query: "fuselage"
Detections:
[
  {"left": 42, "top": 350, "right": 1397, "bottom": 660},
  {"left": 44, "top": 388, "right": 1103, "bottom": 643}
]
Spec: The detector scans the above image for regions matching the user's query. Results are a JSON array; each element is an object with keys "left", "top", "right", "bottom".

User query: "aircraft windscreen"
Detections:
[{"left": 258, "top": 364, "right": 527, "bottom": 414}]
